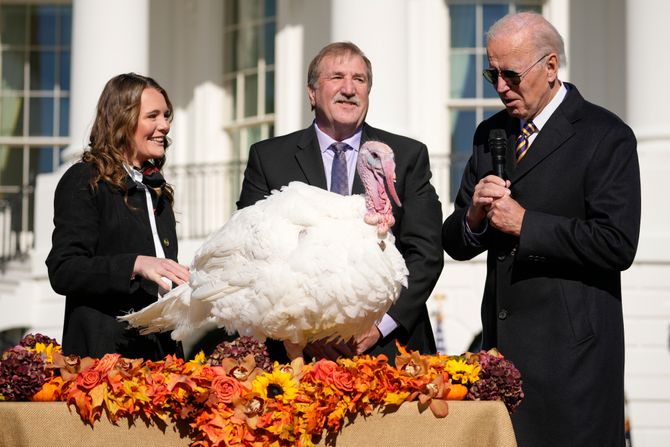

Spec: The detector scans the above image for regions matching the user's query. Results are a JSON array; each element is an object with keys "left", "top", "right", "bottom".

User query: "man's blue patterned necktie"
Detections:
[{"left": 329, "top": 142, "right": 350, "bottom": 195}]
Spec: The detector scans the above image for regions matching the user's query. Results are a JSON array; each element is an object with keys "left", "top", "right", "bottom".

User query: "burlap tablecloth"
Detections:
[{"left": 0, "top": 401, "right": 516, "bottom": 446}]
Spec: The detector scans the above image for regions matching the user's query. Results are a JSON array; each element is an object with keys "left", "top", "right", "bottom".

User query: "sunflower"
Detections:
[
  {"left": 251, "top": 368, "right": 299, "bottom": 403},
  {"left": 444, "top": 358, "right": 481, "bottom": 385}
]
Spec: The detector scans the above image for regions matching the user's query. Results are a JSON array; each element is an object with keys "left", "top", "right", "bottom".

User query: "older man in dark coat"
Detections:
[{"left": 442, "top": 12, "right": 640, "bottom": 447}]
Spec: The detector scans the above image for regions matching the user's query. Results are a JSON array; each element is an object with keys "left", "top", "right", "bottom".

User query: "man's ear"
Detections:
[
  {"left": 546, "top": 53, "right": 559, "bottom": 82},
  {"left": 307, "top": 85, "right": 316, "bottom": 108}
]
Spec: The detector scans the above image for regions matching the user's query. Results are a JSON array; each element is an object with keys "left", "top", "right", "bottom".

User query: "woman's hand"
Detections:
[{"left": 132, "top": 255, "right": 190, "bottom": 290}]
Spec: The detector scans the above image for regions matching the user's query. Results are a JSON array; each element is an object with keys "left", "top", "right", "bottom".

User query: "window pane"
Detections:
[
  {"left": 225, "top": 79, "right": 237, "bottom": 119},
  {"left": 450, "top": 110, "right": 476, "bottom": 200},
  {"left": 239, "top": 0, "right": 262, "bottom": 22},
  {"left": 237, "top": 26, "right": 259, "bottom": 71},
  {"left": 224, "top": 0, "right": 239, "bottom": 26},
  {"left": 30, "top": 50, "right": 56, "bottom": 90},
  {"left": 30, "top": 6, "right": 57, "bottom": 46},
  {"left": 29, "top": 97, "right": 54, "bottom": 136},
  {"left": 224, "top": 29, "right": 237, "bottom": 74},
  {"left": 244, "top": 73, "right": 258, "bottom": 117},
  {"left": 59, "top": 50, "right": 71, "bottom": 90},
  {"left": 30, "top": 146, "right": 55, "bottom": 174},
  {"left": 246, "top": 126, "right": 262, "bottom": 146},
  {"left": 450, "top": 53, "right": 476, "bottom": 98},
  {"left": 517, "top": 3, "right": 542, "bottom": 14},
  {"left": 59, "top": 97, "right": 69, "bottom": 136},
  {"left": 0, "top": 146, "right": 23, "bottom": 186},
  {"left": 264, "top": 22, "right": 275, "bottom": 65},
  {"left": 265, "top": 70, "right": 274, "bottom": 115},
  {"left": 231, "top": 128, "right": 241, "bottom": 156},
  {"left": 2, "top": 50, "right": 26, "bottom": 90},
  {"left": 450, "top": 5, "right": 475, "bottom": 48},
  {"left": 1, "top": 6, "right": 27, "bottom": 45},
  {"left": 0, "top": 97, "right": 24, "bottom": 136},
  {"left": 265, "top": 0, "right": 276, "bottom": 18},
  {"left": 451, "top": 110, "right": 476, "bottom": 155},
  {"left": 59, "top": 6, "right": 72, "bottom": 45},
  {"left": 482, "top": 5, "right": 508, "bottom": 46}
]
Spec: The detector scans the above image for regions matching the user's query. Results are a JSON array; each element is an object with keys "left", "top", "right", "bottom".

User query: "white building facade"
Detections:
[{"left": 0, "top": 0, "right": 668, "bottom": 444}]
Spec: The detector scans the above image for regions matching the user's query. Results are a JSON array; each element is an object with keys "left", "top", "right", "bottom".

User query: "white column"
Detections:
[
  {"left": 329, "top": 0, "right": 409, "bottom": 135},
  {"left": 626, "top": 0, "right": 670, "bottom": 261},
  {"left": 275, "top": 0, "right": 306, "bottom": 135},
  {"left": 63, "top": 0, "right": 149, "bottom": 161}
]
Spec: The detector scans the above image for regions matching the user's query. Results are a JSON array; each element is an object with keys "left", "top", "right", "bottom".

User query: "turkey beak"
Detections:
[{"left": 382, "top": 156, "right": 401, "bottom": 207}]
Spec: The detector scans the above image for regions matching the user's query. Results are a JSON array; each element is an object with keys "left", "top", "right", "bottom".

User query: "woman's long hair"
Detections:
[{"left": 82, "top": 73, "right": 174, "bottom": 205}]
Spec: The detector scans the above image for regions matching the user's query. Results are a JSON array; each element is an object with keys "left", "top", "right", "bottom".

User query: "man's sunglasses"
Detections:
[{"left": 482, "top": 54, "right": 549, "bottom": 86}]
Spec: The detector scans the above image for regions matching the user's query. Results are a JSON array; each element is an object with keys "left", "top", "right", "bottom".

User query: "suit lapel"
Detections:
[
  {"left": 295, "top": 127, "right": 328, "bottom": 189},
  {"left": 509, "top": 87, "right": 578, "bottom": 183}
]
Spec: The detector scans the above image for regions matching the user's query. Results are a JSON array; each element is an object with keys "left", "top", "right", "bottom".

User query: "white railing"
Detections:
[
  {"left": 0, "top": 153, "right": 454, "bottom": 263},
  {"left": 164, "top": 160, "right": 246, "bottom": 240},
  {"left": 164, "top": 153, "right": 453, "bottom": 241}
]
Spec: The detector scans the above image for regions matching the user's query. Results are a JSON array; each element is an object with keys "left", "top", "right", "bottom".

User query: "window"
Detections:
[
  {"left": 447, "top": 1, "right": 542, "bottom": 201},
  {"left": 0, "top": 3, "right": 71, "bottom": 254},
  {"left": 223, "top": 0, "right": 276, "bottom": 209}
]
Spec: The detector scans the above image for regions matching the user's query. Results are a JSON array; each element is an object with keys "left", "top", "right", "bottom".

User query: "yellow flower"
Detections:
[
  {"left": 33, "top": 342, "right": 61, "bottom": 364},
  {"left": 251, "top": 368, "right": 298, "bottom": 403},
  {"left": 444, "top": 358, "right": 480, "bottom": 384},
  {"left": 182, "top": 351, "right": 206, "bottom": 374},
  {"left": 384, "top": 391, "right": 410, "bottom": 406}
]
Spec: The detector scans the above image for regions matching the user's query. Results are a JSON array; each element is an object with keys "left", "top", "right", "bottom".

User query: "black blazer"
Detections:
[
  {"left": 443, "top": 84, "right": 640, "bottom": 447},
  {"left": 46, "top": 162, "right": 181, "bottom": 360},
  {"left": 238, "top": 123, "right": 444, "bottom": 362}
]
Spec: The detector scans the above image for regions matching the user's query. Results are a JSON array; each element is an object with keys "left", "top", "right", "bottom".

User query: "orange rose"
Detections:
[
  {"left": 211, "top": 375, "right": 242, "bottom": 403},
  {"left": 94, "top": 353, "right": 121, "bottom": 374},
  {"left": 77, "top": 368, "right": 102, "bottom": 391},
  {"left": 331, "top": 369, "right": 354, "bottom": 392},
  {"left": 310, "top": 360, "right": 337, "bottom": 383}
]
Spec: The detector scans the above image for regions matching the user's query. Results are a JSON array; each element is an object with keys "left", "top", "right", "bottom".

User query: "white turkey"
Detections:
[{"left": 119, "top": 141, "right": 408, "bottom": 356}]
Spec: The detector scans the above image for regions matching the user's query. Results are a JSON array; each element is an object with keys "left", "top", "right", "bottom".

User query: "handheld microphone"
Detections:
[{"left": 489, "top": 129, "right": 507, "bottom": 180}]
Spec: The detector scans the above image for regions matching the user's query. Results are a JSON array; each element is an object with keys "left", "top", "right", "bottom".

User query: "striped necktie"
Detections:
[
  {"left": 515, "top": 121, "right": 538, "bottom": 162},
  {"left": 329, "top": 142, "right": 350, "bottom": 195}
]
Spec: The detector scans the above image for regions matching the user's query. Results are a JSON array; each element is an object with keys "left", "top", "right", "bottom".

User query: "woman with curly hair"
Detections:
[{"left": 46, "top": 73, "right": 189, "bottom": 360}]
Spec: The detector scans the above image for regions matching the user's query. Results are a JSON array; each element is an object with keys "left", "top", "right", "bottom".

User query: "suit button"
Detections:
[
  {"left": 498, "top": 309, "right": 509, "bottom": 320},
  {"left": 163, "top": 238, "right": 170, "bottom": 247},
  {"left": 497, "top": 253, "right": 506, "bottom": 261}
]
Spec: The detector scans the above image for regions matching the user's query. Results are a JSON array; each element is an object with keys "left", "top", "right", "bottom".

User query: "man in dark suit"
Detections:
[
  {"left": 443, "top": 12, "right": 640, "bottom": 447},
  {"left": 237, "top": 42, "right": 444, "bottom": 363}
]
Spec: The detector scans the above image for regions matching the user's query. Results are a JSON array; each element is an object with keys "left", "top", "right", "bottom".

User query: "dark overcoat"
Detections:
[
  {"left": 443, "top": 84, "right": 641, "bottom": 447},
  {"left": 46, "top": 162, "right": 181, "bottom": 360}
]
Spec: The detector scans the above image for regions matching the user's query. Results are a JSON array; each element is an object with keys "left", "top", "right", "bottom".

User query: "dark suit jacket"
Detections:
[
  {"left": 443, "top": 84, "right": 640, "bottom": 447},
  {"left": 238, "top": 123, "right": 444, "bottom": 363},
  {"left": 46, "top": 162, "right": 182, "bottom": 360}
]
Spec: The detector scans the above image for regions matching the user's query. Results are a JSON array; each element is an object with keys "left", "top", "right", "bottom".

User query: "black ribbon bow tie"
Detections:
[{"left": 135, "top": 163, "right": 166, "bottom": 189}]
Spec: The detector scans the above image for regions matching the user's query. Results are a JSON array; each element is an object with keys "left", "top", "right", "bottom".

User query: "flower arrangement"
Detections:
[{"left": 0, "top": 334, "right": 523, "bottom": 446}]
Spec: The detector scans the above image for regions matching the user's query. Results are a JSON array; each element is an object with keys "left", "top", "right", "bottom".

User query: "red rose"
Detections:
[
  {"left": 77, "top": 369, "right": 102, "bottom": 391},
  {"left": 211, "top": 375, "right": 242, "bottom": 403}
]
